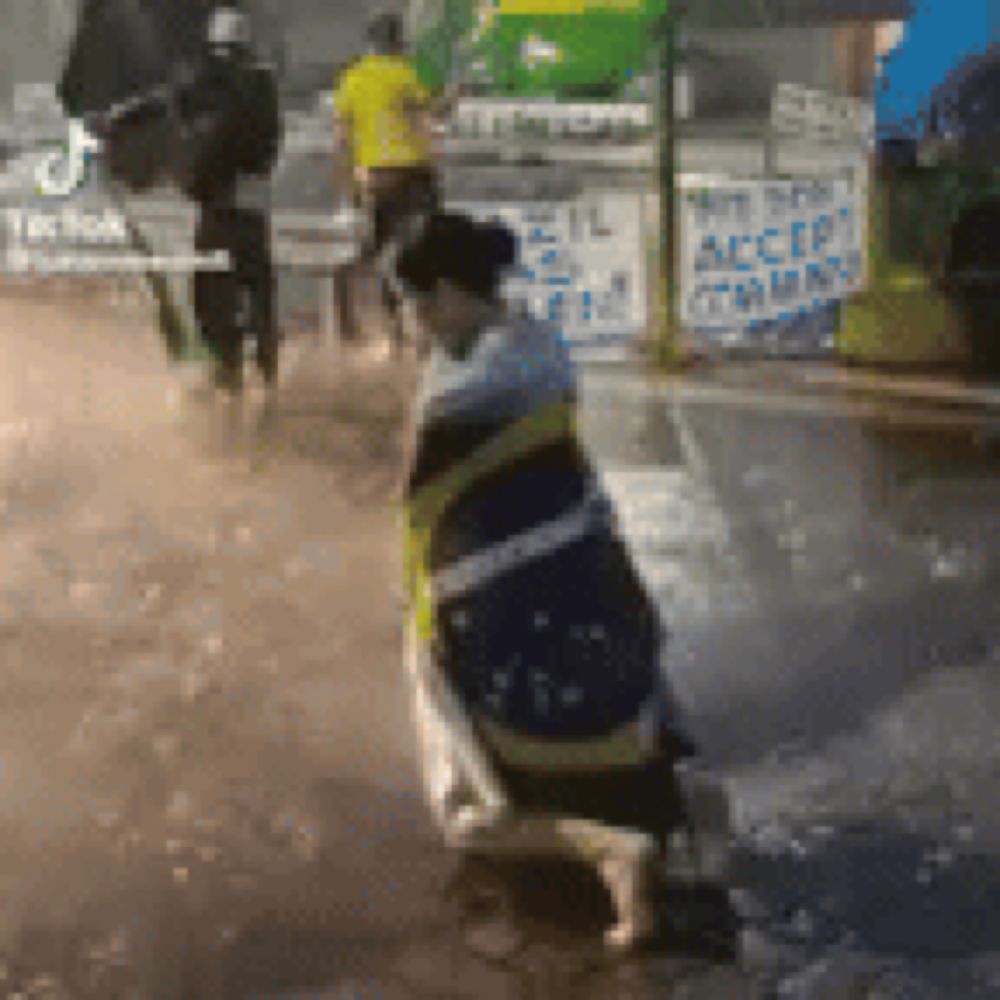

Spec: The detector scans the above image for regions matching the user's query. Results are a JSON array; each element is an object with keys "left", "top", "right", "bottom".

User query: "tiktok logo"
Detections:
[{"left": 34, "top": 119, "right": 102, "bottom": 198}]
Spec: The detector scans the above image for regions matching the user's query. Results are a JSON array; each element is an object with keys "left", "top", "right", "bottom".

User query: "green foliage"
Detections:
[{"left": 838, "top": 164, "right": 999, "bottom": 368}]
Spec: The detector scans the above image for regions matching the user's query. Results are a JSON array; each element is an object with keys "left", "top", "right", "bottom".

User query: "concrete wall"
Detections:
[
  {"left": 0, "top": 0, "right": 385, "bottom": 112},
  {"left": 255, "top": 0, "right": 405, "bottom": 102},
  {"left": 683, "top": 26, "right": 838, "bottom": 120},
  {"left": 0, "top": 0, "right": 79, "bottom": 110},
  {"left": 684, "top": 0, "right": 912, "bottom": 29}
]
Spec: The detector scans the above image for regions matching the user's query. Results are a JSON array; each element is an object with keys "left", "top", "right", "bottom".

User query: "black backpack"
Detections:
[{"left": 176, "top": 53, "right": 281, "bottom": 203}]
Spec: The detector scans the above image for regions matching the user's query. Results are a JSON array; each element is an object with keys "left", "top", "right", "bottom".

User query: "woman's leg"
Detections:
[
  {"left": 407, "top": 635, "right": 660, "bottom": 948},
  {"left": 407, "top": 631, "right": 508, "bottom": 840},
  {"left": 450, "top": 811, "right": 660, "bottom": 950}
]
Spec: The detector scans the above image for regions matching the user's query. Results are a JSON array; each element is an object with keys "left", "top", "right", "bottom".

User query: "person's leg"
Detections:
[
  {"left": 332, "top": 259, "right": 364, "bottom": 344},
  {"left": 242, "top": 210, "right": 278, "bottom": 387},
  {"left": 368, "top": 168, "right": 438, "bottom": 355},
  {"left": 406, "top": 630, "right": 658, "bottom": 949},
  {"left": 194, "top": 206, "right": 242, "bottom": 392},
  {"left": 368, "top": 174, "right": 403, "bottom": 354},
  {"left": 334, "top": 184, "right": 379, "bottom": 348},
  {"left": 473, "top": 816, "right": 659, "bottom": 950},
  {"left": 384, "top": 169, "right": 439, "bottom": 353},
  {"left": 442, "top": 806, "right": 658, "bottom": 950},
  {"left": 406, "top": 625, "right": 508, "bottom": 839}
]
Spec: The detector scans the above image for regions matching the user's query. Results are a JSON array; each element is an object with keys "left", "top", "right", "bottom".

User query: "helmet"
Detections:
[{"left": 207, "top": 6, "right": 251, "bottom": 49}]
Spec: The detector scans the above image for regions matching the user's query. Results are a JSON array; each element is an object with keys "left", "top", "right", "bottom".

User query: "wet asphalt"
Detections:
[
  {"left": 579, "top": 366, "right": 1000, "bottom": 997},
  {"left": 1, "top": 280, "right": 998, "bottom": 997}
]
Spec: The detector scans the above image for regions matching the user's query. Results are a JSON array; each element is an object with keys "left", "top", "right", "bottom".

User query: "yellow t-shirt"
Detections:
[{"left": 333, "top": 55, "right": 433, "bottom": 169}]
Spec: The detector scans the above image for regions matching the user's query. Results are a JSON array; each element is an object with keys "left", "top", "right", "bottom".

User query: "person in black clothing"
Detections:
[
  {"left": 178, "top": 5, "right": 282, "bottom": 393},
  {"left": 61, "top": 1, "right": 283, "bottom": 398},
  {"left": 89, "top": 5, "right": 281, "bottom": 392}
]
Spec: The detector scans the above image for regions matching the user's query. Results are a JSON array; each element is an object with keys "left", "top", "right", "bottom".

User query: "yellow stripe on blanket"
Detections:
[
  {"left": 478, "top": 709, "right": 651, "bottom": 770},
  {"left": 403, "top": 397, "right": 575, "bottom": 643},
  {"left": 408, "top": 397, "right": 574, "bottom": 528}
]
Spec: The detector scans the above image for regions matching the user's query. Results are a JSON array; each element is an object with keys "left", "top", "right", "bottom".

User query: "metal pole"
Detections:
[{"left": 656, "top": 5, "right": 680, "bottom": 368}]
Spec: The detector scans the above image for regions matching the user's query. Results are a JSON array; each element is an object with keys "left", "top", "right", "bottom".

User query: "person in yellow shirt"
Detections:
[{"left": 332, "top": 12, "right": 460, "bottom": 352}]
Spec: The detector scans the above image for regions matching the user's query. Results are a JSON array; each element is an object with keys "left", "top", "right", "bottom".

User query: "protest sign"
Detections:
[
  {"left": 451, "top": 190, "right": 647, "bottom": 349},
  {"left": 680, "top": 177, "right": 864, "bottom": 332}
]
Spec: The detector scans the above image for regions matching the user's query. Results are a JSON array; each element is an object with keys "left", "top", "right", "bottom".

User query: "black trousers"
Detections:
[{"left": 194, "top": 203, "right": 277, "bottom": 388}]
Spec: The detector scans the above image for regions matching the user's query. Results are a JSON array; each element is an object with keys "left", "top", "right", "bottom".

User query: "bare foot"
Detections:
[{"left": 599, "top": 839, "right": 659, "bottom": 951}]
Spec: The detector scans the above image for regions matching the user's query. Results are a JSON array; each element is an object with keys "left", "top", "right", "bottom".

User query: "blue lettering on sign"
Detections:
[
  {"left": 758, "top": 229, "right": 783, "bottom": 266},
  {"left": 790, "top": 221, "right": 807, "bottom": 259},
  {"left": 687, "top": 287, "right": 714, "bottom": 317},
  {"left": 724, "top": 236, "right": 738, "bottom": 268},
  {"left": 812, "top": 215, "right": 834, "bottom": 253},
  {"left": 694, "top": 235, "right": 721, "bottom": 272},
  {"left": 771, "top": 270, "right": 800, "bottom": 301},
  {"left": 728, "top": 234, "right": 753, "bottom": 271},
  {"left": 804, "top": 263, "right": 834, "bottom": 293},
  {"left": 734, "top": 278, "right": 766, "bottom": 313}
]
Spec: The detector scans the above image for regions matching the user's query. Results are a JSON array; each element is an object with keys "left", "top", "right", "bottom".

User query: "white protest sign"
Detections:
[
  {"left": 680, "top": 176, "right": 864, "bottom": 331},
  {"left": 451, "top": 99, "right": 652, "bottom": 140},
  {"left": 772, "top": 82, "right": 874, "bottom": 145},
  {"left": 450, "top": 190, "right": 647, "bottom": 346}
]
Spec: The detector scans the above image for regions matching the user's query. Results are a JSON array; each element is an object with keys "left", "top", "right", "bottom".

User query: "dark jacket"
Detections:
[{"left": 174, "top": 50, "right": 281, "bottom": 204}]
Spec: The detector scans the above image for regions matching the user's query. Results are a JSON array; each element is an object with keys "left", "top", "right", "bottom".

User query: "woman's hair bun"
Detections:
[
  {"left": 479, "top": 223, "right": 517, "bottom": 270},
  {"left": 394, "top": 211, "right": 518, "bottom": 298}
]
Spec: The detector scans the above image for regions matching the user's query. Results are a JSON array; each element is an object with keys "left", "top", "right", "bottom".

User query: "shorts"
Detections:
[{"left": 361, "top": 165, "right": 438, "bottom": 258}]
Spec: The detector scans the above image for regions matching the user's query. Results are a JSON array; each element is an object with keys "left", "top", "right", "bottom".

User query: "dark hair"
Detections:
[
  {"left": 394, "top": 212, "right": 518, "bottom": 300},
  {"left": 367, "top": 12, "right": 404, "bottom": 53}
]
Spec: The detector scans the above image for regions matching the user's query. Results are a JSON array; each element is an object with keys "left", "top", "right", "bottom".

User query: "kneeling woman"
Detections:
[{"left": 396, "top": 212, "right": 698, "bottom": 949}]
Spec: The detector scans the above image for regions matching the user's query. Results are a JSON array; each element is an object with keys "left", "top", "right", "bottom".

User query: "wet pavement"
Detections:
[
  {"left": 580, "top": 367, "right": 1000, "bottom": 997},
  {"left": 1, "top": 286, "right": 998, "bottom": 997}
]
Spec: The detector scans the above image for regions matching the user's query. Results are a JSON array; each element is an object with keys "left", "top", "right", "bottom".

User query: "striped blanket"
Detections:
[{"left": 403, "top": 312, "right": 694, "bottom": 839}]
